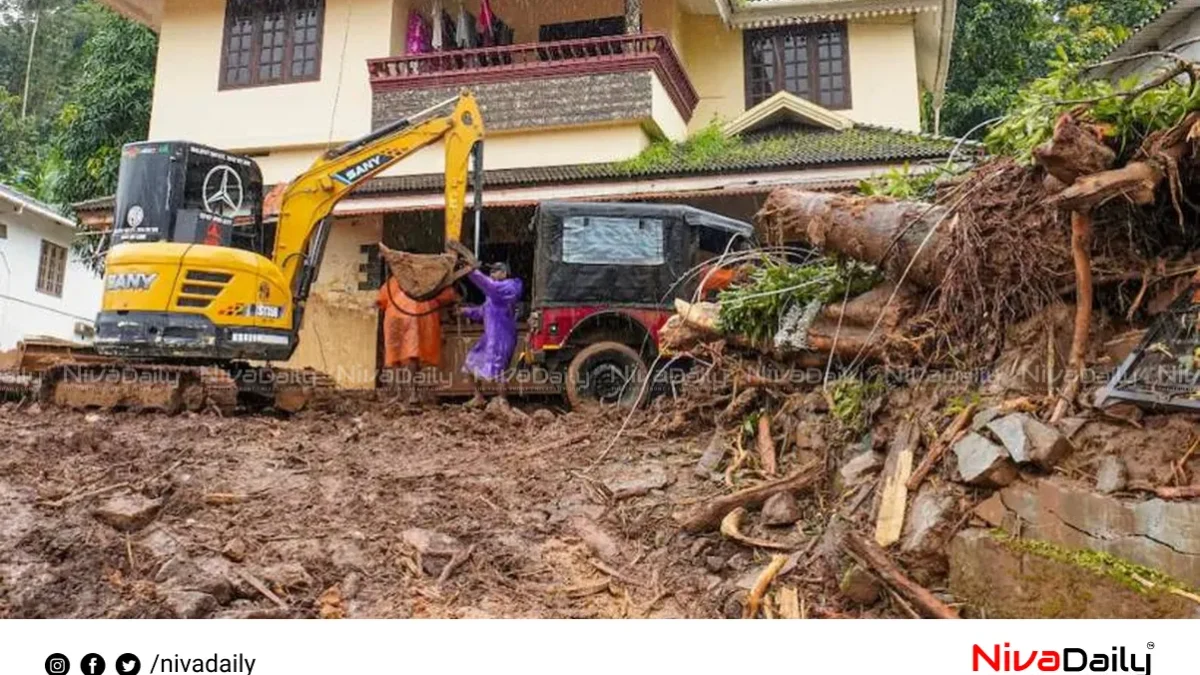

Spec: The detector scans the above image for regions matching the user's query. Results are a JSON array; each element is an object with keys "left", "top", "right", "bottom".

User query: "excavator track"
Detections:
[
  {"left": 41, "top": 362, "right": 239, "bottom": 415},
  {"left": 229, "top": 365, "right": 337, "bottom": 413}
]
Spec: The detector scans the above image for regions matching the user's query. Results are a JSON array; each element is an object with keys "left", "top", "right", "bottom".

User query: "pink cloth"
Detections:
[
  {"left": 406, "top": 10, "right": 431, "bottom": 54},
  {"left": 478, "top": 0, "right": 495, "bottom": 38}
]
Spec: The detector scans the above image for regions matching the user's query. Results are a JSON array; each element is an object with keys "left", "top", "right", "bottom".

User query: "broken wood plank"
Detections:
[
  {"left": 842, "top": 530, "right": 959, "bottom": 619},
  {"left": 874, "top": 420, "right": 918, "bottom": 547},
  {"left": 777, "top": 586, "right": 802, "bottom": 619},
  {"left": 907, "top": 403, "right": 977, "bottom": 492},
  {"left": 757, "top": 414, "right": 777, "bottom": 477},
  {"left": 676, "top": 461, "right": 822, "bottom": 533}
]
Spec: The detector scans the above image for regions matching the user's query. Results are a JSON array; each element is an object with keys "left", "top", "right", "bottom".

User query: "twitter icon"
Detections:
[{"left": 115, "top": 654, "right": 141, "bottom": 675}]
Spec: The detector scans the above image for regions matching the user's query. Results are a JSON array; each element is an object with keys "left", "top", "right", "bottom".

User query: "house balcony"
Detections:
[{"left": 366, "top": 32, "right": 698, "bottom": 143}]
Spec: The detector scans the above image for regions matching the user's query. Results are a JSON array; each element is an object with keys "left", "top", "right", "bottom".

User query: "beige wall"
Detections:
[
  {"left": 149, "top": 0, "right": 394, "bottom": 150},
  {"left": 679, "top": 14, "right": 922, "bottom": 132},
  {"left": 284, "top": 215, "right": 382, "bottom": 388}
]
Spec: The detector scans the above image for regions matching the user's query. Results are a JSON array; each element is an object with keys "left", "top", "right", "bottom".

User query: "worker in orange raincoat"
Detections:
[{"left": 377, "top": 277, "right": 457, "bottom": 403}]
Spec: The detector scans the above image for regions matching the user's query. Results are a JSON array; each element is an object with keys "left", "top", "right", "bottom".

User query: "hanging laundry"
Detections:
[
  {"left": 441, "top": 10, "right": 458, "bottom": 50},
  {"left": 478, "top": 0, "right": 495, "bottom": 40},
  {"left": 406, "top": 10, "right": 431, "bottom": 54},
  {"left": 431, "top": 0, "right": 444, "bottom": 50},
  {"left": 456, "top": 8, "right": 477, "bottom": 49}
]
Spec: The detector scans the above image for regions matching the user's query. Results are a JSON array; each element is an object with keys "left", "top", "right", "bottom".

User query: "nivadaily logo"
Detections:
[{"left": 973, "top": 643, "right": 1151, "bottom": 674}]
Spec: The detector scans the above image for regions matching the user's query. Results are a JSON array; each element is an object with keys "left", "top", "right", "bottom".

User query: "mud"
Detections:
[{"left": 0, "top": 398, "right": 859, "bottom": 619}]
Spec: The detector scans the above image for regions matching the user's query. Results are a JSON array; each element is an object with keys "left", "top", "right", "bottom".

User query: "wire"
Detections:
[{"left": 325, "top": 0, "right": 355, "bottom": 151}]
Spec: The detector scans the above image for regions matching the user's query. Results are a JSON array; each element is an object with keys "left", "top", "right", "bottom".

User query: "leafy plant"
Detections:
[
  {"left": 828, "top": 377, "right": 886, "bottom": 434},
  {"left": 716, "top": 258, "right": 880, "bottom": 344},
  {"left": 858, "top": 162, "right": 955, "bottom": 201},
  {"left": 983, "top": 49, "right": 1200, "bottom": 162}
]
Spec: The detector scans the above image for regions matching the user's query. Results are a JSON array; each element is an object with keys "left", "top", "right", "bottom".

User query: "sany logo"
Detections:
[
  {"left": 106, "top": 272, "right": 158, "bottom": 291},
  {"left": 332, "top": 154, "right": 388, "bottom": 185},
  {"left": 974, "top": 643, "right": 1152, "bottom": 674}
]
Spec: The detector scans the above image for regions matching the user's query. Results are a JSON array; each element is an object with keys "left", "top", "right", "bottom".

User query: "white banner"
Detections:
[{"left": 3, "top": 619, "right": 1182, "bottom": 675}]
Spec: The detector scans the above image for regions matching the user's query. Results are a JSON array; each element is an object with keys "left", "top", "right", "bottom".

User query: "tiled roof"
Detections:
[
  {"left": 1104, "top": 0, "right": 1200, "bottom": 60},
  {"left": 74, "top": 124, "right": 970, "bottom": 213},
  {"left": 0, "top": 182, "right": 75, "bottom": 227}
]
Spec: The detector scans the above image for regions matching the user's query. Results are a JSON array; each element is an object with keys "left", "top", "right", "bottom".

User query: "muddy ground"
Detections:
[{"left": 0, "top": 395, "right": 874, "bottom": 619}]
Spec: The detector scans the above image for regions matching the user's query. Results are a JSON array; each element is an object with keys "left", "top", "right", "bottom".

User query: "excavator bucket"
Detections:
[{"left": 379, "top": 241, "right": 479, "bottom": 301}]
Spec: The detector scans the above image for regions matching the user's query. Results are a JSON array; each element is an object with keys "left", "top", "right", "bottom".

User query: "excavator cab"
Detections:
[{"left": 112, "top": 142, "right": 266, "bottom": 253}]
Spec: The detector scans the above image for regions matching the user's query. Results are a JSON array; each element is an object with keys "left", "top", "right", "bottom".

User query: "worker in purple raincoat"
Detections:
[{"left": 460, "top": 262, "right": 523, "bottom": 407}]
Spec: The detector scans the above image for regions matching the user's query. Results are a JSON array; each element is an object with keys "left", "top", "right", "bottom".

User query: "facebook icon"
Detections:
[{"left": 80, "top": 654, "right": 106, "bottom": 675}]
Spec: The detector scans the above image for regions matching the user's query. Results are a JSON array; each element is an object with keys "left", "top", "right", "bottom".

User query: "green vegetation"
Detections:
[
  {"left": 935, "top": 0, "right": 1166, "bottom": 138},
  {"left": 828, "top": 377, "right": 886, "bottom": 434},
  {"left": 858, "top": 162, "right": 955, "bottom": 201},
  {"left": 990, "top": 529, "right": 1197, "bottom": 596},
  {"left": 0, "top": 1, "right": 155, "bottom": 206},
  {"left": 716, "top": 257, "right": 880, "bottom": 344},
  {"left": 984, "top": 49, "right": 1200, "bottom": 161},
  {"left": 619, "top": 122, "right": 740, "bottom": 173}
]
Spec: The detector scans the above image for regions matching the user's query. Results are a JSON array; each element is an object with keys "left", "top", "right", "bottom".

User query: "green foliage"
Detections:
[
  {"left": 858, "top": 162, "right": 954, "bottom": 201},
  {"left": 935, "top": 0, "right": 1166, "bottom": 138},
  {"left": 619, "top": 122, "right": 742, "bottom": 173},
  {"left": 0, "top": 90, "right": 35, "bottom": 181},
  {"left": 39, "top": 6, "right": 155, "bottom": 206},
  {"left": 716, "top": 258, "right": 881, "bottom": 344},
  {"left": 983, "top": 50, "right": 1200, "bottom": 161},
  {"left": 828, "top": 377, "right": 886, "bottom": 434}
]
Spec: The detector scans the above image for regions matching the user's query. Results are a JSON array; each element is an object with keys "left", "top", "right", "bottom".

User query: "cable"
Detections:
[{"left": 325, "top": 0, "right": 355, "bottom": 151}]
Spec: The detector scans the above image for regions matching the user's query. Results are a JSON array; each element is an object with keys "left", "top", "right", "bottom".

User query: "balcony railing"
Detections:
[{"left": 367, "top": 32, "right": 699, "bottom": 120}]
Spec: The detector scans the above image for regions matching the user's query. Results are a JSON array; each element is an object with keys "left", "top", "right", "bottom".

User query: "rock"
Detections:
[
  {"left": 1057, "top": 416, "right": 1089, "bottom": 439},
  {"left": 953, "top": 433, "right": 1018, "bottom": 487},
  {"left": 760, "top": 492, "right": 802, "bottom": 526},
  {"left": 1095, "top": 456, "right": 1127, "bottom": 494},
  {"left": 901, "top": 485, "right": 957, "bottom": 557},
  {"left": 341, "top": 571, "right": 362, "bottom": 600},
  {"left": 92, "top": 493, "right": 163, "bottom": 532},
  {"left": 222, "top": 538, "right": 247, "bottom": 563},
  {"left": 138, "top": 528, "right": 183, "bottom": 560},
  {"left": 793, "top": 420, "right": 825, "bottom": 451},
  {"left": 401, "top": 528, "right": 463, "bottom": 557},
  {"left": 694, "top": 431, "right": 727, "bottom": 477},
  {"left": 988, "top": 413, "right": 1073, "bottom": 469},
  {"left": 839, "top": 565, "right": 881, "bottom": 605},
  {"left": 949, "top": 528, "right": 1197, "bottom": 618},
  {"left": 839, "top": 450, "right": 885, "bottom": 487},
  {"left": 262, "top": 562, "right": 312, "bottom": 592},
  {"left": 600, "top": 462, "right": 671, "bottom": 499},
  {"left": 530, "top": 409, "right": 556, "bottom": 425},
  {"left": 704, "top": 555, "right": 726, "bottom": 573},
  {"left": 570, "top": 516, "right": 620, "bottom": 563},
  {"left": 154, "top": 556, "right": 235, "bottom": 604},
  {"left": 971, "top": 407, "right": 1002, "bottom": 432},
  {"left": 162, "top": 589, "right": 218, "bottom": 619}
]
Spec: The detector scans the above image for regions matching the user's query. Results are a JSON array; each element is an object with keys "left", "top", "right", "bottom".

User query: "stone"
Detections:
[
  {"left": 977, "top": 478, "right": 1200, "bottom": 587},
  {"left": 1022, "top": 416, "right": 1073, "bottom": 469},
  {"left": 570, "top": 516, "right": 620, "bottom": 563},
  {"left": 792, "top": 420, "right": 825, "bottom": 451},
  {"left": 952, "top": 433, "right": 1018, "bottom": 487},
  {"left": 262, "top": 562, "right": 312, "bottom": 592},
  {"left": 92, "top": 493, "right": 162, "bottom": 532},
  {"left": 162, "top": 589, "right": 218, "bottom": 619},
  {"left": 1095, "top": 456, "right": 1128, "bottom": 494},
  {"left": 401, "top": 528, "right": 463, "bottom": 557},
  {"left": 971, "top": 407, "right": 1002, "bottom": 432},
  {"left": 1057, "top": 416, "right": 1089, "bottom": 440},
  {"left": 222, "top": 538, "right": 247, "bottom": 563},
  {"left": 760, "top": 492, "right": 802, "bottom": 526},
  {"left": 986, "top": 414, "right": 1034, "bottom": 463},
  {"left": 901, "top": 485, "right": 957, "bottom": 557},
  {"left": 155, "top": 556, "right": 236, "bottom": 604},
  {"left": 531, "top": 409, "right": 556, "bottom": 425},
  {"left": 694, "top": 431, "right": 727, "bottom": 477},
  {"left": 838, "top": 450, "right": 885, "bottom": 487},
  {"left": 704, "top": 555, "right": 726, "bottom": 573},
  {"left": 600, "top": 462, "right": 671, "bottom": 499},
  {"left": 949, "top": 529, "right": 1198, "bottom": 618},
  {"left": 839, "top": 565, "right": 881, "bottom": 605}
]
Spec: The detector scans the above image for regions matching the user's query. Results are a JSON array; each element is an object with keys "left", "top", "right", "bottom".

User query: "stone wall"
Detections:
[{"left": 372, "top": 72, "right": 654, "bottom": 133}]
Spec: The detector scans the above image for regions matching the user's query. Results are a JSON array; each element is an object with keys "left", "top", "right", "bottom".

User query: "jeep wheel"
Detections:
[{"left": 565, "top": 341, "right": 648, "bottom": 409}]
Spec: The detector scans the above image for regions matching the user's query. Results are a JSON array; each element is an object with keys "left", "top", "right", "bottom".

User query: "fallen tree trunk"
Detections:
[
  {"left": 756, "top": 190, "right": 953, "bottom": 289},
  {"left": 676, "top": 461, "right": 821, "bottom": 533}
]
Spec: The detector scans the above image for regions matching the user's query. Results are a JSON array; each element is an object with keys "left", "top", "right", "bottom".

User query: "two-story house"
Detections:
[{"left": 76, "top": 0, "right": 960, "bottom": 387}]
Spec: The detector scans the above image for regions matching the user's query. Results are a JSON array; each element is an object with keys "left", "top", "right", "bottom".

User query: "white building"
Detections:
[
  {"left": 0, "top": 184, "right": 103, "bottom": 350},
  {"left": 1099, "top": 1, "right": 1200, "bottom": 81}
]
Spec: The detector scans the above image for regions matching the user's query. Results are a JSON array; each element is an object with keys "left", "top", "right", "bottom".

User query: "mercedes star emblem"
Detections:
[
  {"left": 126, "top": 205, "right": 144, "bottom": 228},
  {"left": 202, "top": 165, "right": 244, "bottom": 215}
]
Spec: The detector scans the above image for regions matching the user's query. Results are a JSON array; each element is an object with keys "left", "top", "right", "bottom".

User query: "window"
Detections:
[
  {"left": 744, "top": 23, "right": 849, "bottom": 109},
  {"left": 562, "top": 216, "right": 664, "bottom": 266},
  {"left": 221, "top": 0, "right": 324, "bottom": 89},
  {"left": 37, "top": 240, "right": 66, "bottom": 297}
]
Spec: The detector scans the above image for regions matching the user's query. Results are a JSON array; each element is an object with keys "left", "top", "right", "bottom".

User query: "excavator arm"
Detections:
[{"left": 272, "top": 91, "right": 484, "bottom": 308}]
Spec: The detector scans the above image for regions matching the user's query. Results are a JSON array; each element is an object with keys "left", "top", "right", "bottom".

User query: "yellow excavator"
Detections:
[{"left": 39, "top": 91, "right": 484, "bottom": 414}]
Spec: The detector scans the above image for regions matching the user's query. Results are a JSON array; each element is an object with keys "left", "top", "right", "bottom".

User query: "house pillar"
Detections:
[{"left": 625, "top": 0, "right": 642, "bottom": 33}]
